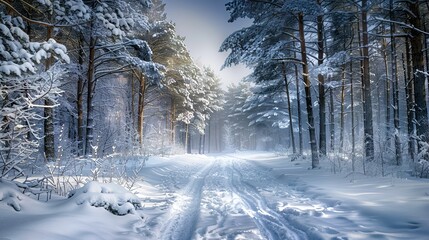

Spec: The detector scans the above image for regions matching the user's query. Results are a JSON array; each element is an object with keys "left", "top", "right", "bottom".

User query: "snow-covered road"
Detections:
[
  {"left": 137, "top": 153, "right": 429, "bottom": 240},
  {"left": 1, "top": 152, "right": 428, "bottom": 239},
  {"left": 159, "top": 157, "right": 308, "bottom": 239}
]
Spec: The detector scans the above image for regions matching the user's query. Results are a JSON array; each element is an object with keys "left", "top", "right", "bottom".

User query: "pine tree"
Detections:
[{"left": 360, "top": 0, "right": 375, "bottom": 162}]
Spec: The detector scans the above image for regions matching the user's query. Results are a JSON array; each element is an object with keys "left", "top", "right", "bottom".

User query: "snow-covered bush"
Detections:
[
  {"left": 105, "top": 155, "right": 146, "bottom": 191},
  {"left": 0, "top": 179, "right": 24, "bottom": 211},
  {"left": 414, "top": 159, "right": 429, "bottom": 178},
  {"left": 68, "top": 181, "right": 142, "bottom": 216},
  {"left": 414, "top": 141, "right": 429, "bottom": 178},
  {"left": 37, "top": 152, "right": 147, "bottom": 197}
]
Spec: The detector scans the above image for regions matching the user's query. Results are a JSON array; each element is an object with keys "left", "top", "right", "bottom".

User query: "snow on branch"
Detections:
[
  {"left": 374, "top": 17, "right": 429, "bottom": 35},
  {"left": 417, "top": 70, "right": 429, "bottom": 77}
]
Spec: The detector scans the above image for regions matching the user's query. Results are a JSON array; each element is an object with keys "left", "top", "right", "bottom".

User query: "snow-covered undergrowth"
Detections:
[
  {"left": 1, "top": 152, "right": 428, "bottom": 239},
  {"left": 0, "top": 180, "right": 25, "bottom": 211},
  {"left": 0, "top": 180, "right": 144, "bottom": 240},
  {"left": 27, "top": 154, "right": 147, "bottom": 197},
  {"left": 68, "top": 181, "right": 142, "bottom": 216}
]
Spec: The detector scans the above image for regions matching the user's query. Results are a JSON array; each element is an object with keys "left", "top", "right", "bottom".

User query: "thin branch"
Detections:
[
  {"left": 375, "top": 17, "right": 429, "bottom": 35},
  {"left": 273, "top": 57, "right": 305, "bottom": 66}
]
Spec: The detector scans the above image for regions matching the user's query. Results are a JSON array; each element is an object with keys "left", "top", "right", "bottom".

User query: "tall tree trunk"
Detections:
[
  {"left": 282, "top": 62, "right": 296, "bottom": 154},
  {"left": 44, "top": 104, "right": 55, "bottom": 161},
  {"left": 130, "top": 73, "right": 135, "bottom": 144},
  {"left": 214, "top": 117, "right": 219, "bottom": 152},
  {"left": 403, "top": 38, "right": 416, "bottom": 161},
  {"left": 199, "top": 134, "right": 203, "bottom": 154},
  {"left": 294, "top": 48, "right": 303, "bottom": 155},
  {"left": 77, "top": 34, "right": 85, "bottom": 156},
  {"left": 137, "top": 73, "right": 146, "bottom": 146},
  {"left": 357, "top": 10, "right": 367, "bottom": 173},
  {"left": 170, "top": 99, "right": 176, "bottom": 146},
  {"left": 339, "top": 66, "right": 346, "bottom": 153},
  {"left": 350, "top": 59, "right": 356, "bottom": 171},
  {"left": 85, "top": 35, "right": 96, "bottom": 156},
  {"left": 390, "top": 1, "right": 402, "bottom": 165},
  {"left": 408, "top": 0, "right": 429, "bottom": 152},
  {"left": 186, "top": 124, "right": 191, "bottom": 154},
  {"left": 317, "top": 0, "right": 326, "bottom": 156},
  {"left": 44, "top": 26, "right": 55, "bottom": 161},
  {"left": 360, "top": 0, "right": 375, "bottom": 162},
  {"left": 381, "top": 36, "right": 391, "bottom": 143},
  {"left": 424, "top": 22, "right": 429, "bottom": 94},
  {"left": 298, "top": 13, "right": 319, "bottom": 168},
  {"left": 329, "top": 85, "right": 335, "bottom": 151},
  {"left": 202, "top": 129, "right": 206, "bottom": 154},
  {"left": 207, "top": 118, "right": 211, "bottom": 153}
]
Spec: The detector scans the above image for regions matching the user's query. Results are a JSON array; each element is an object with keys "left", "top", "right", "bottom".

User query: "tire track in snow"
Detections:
[
  {"left": 157, "top": 155, "right": 313, "bottom": 239},
  {"left": 197, "top": 159, "right": 263, "bottom": 239},
  {"left": 146, "top": 154, "right": 386, "bottom": 239},
  {"left": 229, "top": 159, "right": 309, "bottom": 240},
  {"left": 197, "top": 157, "right": 309, "bottom": 239},
  {"left": 159, "top": 160, "right": 215, "bottom": 240}
]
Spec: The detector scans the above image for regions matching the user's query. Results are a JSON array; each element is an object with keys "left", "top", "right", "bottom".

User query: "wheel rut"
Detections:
[
  {"left": 195, "top": 157, "right": 310, "bottom": 240},
  {"left": 229, "top": 160, "right": 309, "bottom": 240},
  {"left": 157, "top": 156, "right": 316, "bottom": 240},
  {"left": 159, "top": 160, "right": 215, "bottom": 240}
]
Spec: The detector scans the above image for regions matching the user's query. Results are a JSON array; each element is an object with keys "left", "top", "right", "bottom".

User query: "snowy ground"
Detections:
[{"left": 1, "top": 152, "right": 428, "bottom": 239}]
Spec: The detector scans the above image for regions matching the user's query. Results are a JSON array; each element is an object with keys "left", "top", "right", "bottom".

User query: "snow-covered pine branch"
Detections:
[{"left": 1, "top": 12, "right": 69, "bottom": 179}]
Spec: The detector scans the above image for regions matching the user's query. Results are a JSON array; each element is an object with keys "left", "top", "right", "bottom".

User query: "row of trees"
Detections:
[
  {"left": 220, "top": 0, "right": 429, "bottom": 175},
  {"left": 0, "top": 0, "right": 223, "bottom": 179}
]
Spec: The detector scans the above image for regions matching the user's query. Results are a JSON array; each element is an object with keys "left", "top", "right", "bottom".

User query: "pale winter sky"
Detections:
[{"left": 163, "top": 0, "right": 251, "bottom": 88}]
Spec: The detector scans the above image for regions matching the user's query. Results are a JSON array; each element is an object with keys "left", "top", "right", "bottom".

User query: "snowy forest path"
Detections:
[
  {"left": 150, "top": 155, "right": 318, "bottom": 239},
  {"left": 140, "top": 153, "right": 391, "bottom": 240}
]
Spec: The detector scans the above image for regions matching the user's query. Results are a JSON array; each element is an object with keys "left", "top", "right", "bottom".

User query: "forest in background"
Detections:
[
  {"left": 1, "top": 0, "right": 225, "bottom": 182},
  {"left": 1, "top": 0, "right": 429, "bottom": 186},
  {"left": 221, "top": 0, "right": 429, "bottom": 178}
]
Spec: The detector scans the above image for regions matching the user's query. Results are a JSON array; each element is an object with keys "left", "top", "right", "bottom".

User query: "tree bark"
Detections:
[
  {"left": 408, "top": 0, "right": 429, "bottom": 151},
  {"left": 202, "top": 129, "right": 206, "bottom": 154},
  {"left": 424, "top": 22, "right": 429, "bottom": 97},
  {"left": 381, "top": 35, "right": 391, "bottom": 143},
  {"left": 199, "top": 134, "right": 203, "bottom": 154},
  {"left": 44, "top": 26, "right": 55, "bottom": 161},
  {"left": 329, "top": 85, "right": 335, "bottom": 151},
  {"left": 317, "top": 0, "right": 326, "bottom": 156},
  {"left": 389, "top": 0, "right": 401, "bottom": 165},
  {"left": 207, "top": 118, "right": 211, "bottom": 153},
  {"left": 137, "top": 73, "right": 146, "bottom": 146},
  {"left": 360, "top": 0, "right": 375, "bottom": 162},
  {"left": 77, "top": 34, "right": 85, "bottom": 156},
  {"left": 130, "top": 74, "right": 135, "bottom": 144},
  {"left": 350, "top": 58, "right": 356, "bottom": 171},
  {"left": 170, "top": 99, "right": 176, "bottom": 145},
  {"left": 298, "top": 13, "right": 319, "bottom": 168},
  {"left": 339, "top": 66, "right": 346, "bottom": 153},
  {"left": 294, "top": 46, "right": 303, "bottom": 155},
  {"left": 84, "top": 35, "right": 96, "bottom": 156},
  {"left": 282, "top": 62, "right": 296, "bottom": 154},
  {"left": 186, "top": 124, "right": 191, "bottom": 154},
  {"left": 403, "top": 38, "right": 416, "bottom": 161}
]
